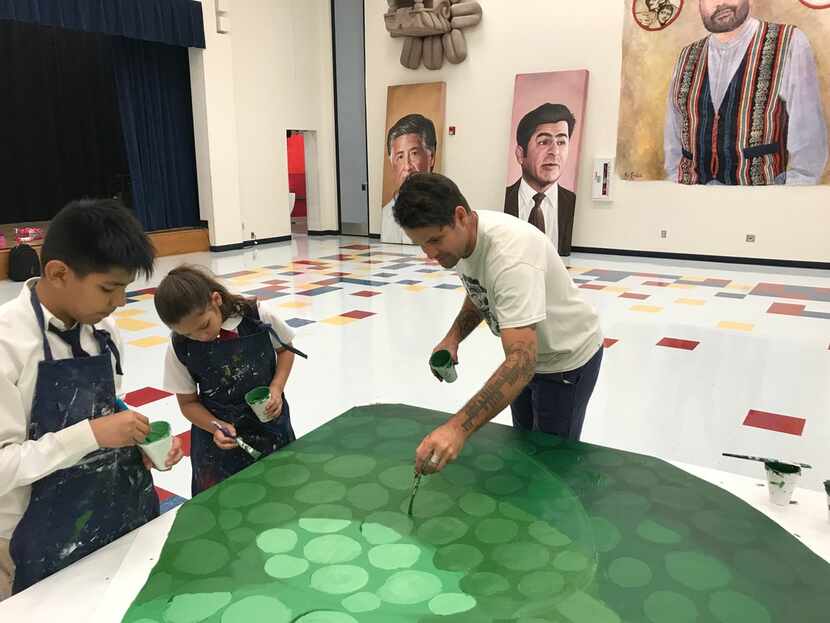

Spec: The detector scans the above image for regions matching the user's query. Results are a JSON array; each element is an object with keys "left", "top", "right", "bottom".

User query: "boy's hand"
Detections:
[
  {"left": 91, "top": 410, "right": 150, "bottom": 448},
  {"left": 141, "top": 436, "right": 185, "bottom": 470},
  {"left": 264, "top": 390, "right": 284, "bottom": 418},
  {"left": 213, "top": 421, "right": 238, "bottom": 450}
]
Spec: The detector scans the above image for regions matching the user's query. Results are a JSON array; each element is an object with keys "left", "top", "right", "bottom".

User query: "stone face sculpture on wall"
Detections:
[{"left": 384, "top": 1, "right": 483, "bottom": 70}]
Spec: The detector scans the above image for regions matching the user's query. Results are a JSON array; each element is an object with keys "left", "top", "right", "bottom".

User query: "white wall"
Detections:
[
  {"left": 364, "top": 0, "right": 830, "bottom": 263},
  {"left": 189, "top": 0, "right": 338, "bottom": 247}
]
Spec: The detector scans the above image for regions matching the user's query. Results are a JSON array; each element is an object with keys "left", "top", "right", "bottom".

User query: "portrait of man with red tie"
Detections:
[{"left": 504, "top": 103, "right": 578, "bottom": 257}]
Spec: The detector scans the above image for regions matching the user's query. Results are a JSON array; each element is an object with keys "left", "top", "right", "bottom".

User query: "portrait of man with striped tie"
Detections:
[{"left": 504, "top": 102, "right": 578, "bottom": 256}]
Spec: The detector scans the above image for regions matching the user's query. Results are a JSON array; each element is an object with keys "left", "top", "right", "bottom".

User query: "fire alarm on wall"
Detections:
[{"left": 448, "top": 126, "right": 456, "bottom": 136}]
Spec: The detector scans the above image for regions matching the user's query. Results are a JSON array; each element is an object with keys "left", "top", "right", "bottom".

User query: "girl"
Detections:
[{"left": 155, "top": 265, "right": 306, "bottom": 495}]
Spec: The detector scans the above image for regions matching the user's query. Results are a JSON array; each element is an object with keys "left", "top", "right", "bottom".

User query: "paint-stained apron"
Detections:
[
  {"left": 175, "top": 315, "right": 300, "bottom": 496},
  {"left": 10, "top": 285, "right": 158, "bottom": 594}
]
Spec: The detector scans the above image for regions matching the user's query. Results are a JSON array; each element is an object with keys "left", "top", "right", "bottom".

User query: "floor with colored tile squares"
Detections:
[{"left": 2, "top": 235, "right": 828, "bottom": 514}]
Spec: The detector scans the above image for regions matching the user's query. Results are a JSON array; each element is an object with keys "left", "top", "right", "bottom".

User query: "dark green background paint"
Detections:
[{"left": 122, "top": 405, "right": 830, "bottom": 622}]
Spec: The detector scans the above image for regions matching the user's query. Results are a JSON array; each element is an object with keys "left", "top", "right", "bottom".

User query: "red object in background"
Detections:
[
  {"left": 15, "top": 227, "right": 44, "bottom": 243},
  {"left": 287, "top": 133, "right": 307, "bottom": 218},
  {"left": 448, "top": 126, "right": 456, "bottom": 135}
]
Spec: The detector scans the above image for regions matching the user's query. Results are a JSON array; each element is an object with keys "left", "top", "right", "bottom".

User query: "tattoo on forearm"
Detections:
[
  {"left": 460, "top": 336, "right": 537, "bottom": 433},
  {"left": 454, "top": 308, "right": 482, "bottom": 342}
]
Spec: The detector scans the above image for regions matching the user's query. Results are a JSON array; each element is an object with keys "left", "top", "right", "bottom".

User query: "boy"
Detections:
[{"left": 0, "top": 199, "right": 182, "bottom": 599}]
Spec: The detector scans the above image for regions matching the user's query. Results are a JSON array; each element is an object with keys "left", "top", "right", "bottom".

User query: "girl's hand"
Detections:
[
  {"left": 213, "top": 421, "right": 238, "bottom": 450},
  {"left": 264, "top": 392, "right": 284, "bottom": 418}
]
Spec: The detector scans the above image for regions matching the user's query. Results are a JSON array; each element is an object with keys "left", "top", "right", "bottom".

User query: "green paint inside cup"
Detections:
[
  {"left": 430, "top": 350, "right": 454, "bottom": 369},
  {"left": 143, "top": 421, "right": 171, "bottom": 445},
  {"left": 765, "top": 460, "right": 801, "bottom": 475},
  {"left": 245, "top": 386, "right": 271, "bottom": 406}
]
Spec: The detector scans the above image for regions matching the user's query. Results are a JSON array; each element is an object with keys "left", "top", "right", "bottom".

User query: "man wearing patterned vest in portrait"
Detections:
[{"left": 664, "top": 0, "right": 828, "bottom": 186}]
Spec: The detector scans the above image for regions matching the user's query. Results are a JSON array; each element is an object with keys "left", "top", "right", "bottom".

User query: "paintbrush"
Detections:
[
  {"left": 407, "top": 470, "right": 423, "bottom": 517},
  {"left": 212, "top": 421, "right": 263, "bottom": 461},
  {"left": 722, "top": 452, "right": 812, "bottom": 470}
]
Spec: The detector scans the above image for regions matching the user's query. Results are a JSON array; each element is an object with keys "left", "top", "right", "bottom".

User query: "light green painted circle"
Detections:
[
  {"left": 164, "top": 592, "right": 231, "bottom": 623},
  {"left": 368, "top": 544, "right": 421, "bottom": 570},
  {"left": 475, "top": 518, "right": 518, "bottom": 544},
  {"left": 299, "top": 504, "right": 353, "bottom": 534},
  {"left": 295, "top": 451, "right": 336, "bottom": 464},
  {"left": 637, "top": 519, "right": 684, "bottom": 545},
  {"left": 341, "top": 592, "right": 381, "bottom": 613},
  {"left": 474, "top": 453, "right": 505, "bottom": 472},
  {"left": 339, "top": 433, "right": 373, "bottom": 450},
  {"left": 403, "top": 490, "right": 455, "bottom": 518},
  {"left": 256, "top": 528, "right": 298, "bottom": 554},
  {"left": 493, "top": 542, "right": 551, "bottom": 571},
  {"left": 553, "top": 550, "right": 589, "bottom": 573},
  {"left": 499, "top": 501, "right": 536, "bottom": 523},
  {"left": 167, "top": 504, "right": 216, "bottom": 543},
  {"left": 310, "top": 565, "right": 370, "bottom": 595},
  {"left": 376, "top": 418, "right": 422, "bottom": 439},
  {"left": 709, "top": 590, "right": 771, "bottom": 623},
  {"left": 517, "top": 571, "right": 565, "bottom": 598},
  {"left": 346, "top": 483, "right": 389, "bottom": 511},
  {"left": 234, "top": 461, "right": 266, "bottom": 479},
  {"left": 218, "top": 482, "right": 266, "bottom": 509},
  {"left": 295, "top": 480, "right": 347, "bottom": 505},
  {"left": 293, "top": 612, "right": 358, "bottom": 623},
  {"left": 429, "top": 593, "right": 477, "bottom": 615},
  {"left": 644, "top": 591, "right": 698, "bottom": 623},
  {"left": 377, "top": 570, "right": 443, "bottom": 605},
  {"left": 442, "top": 464, "right": 477, "bottom": 487},
  {"left": 609, "top": 557, "right": 653, "bottom": 588},
  {"left": 264, "top": 554, "right": 309, "bottom": 579},
  {"left": 485, "top": 474, "right": 524, "bottom": 496},
  {"left": 652, "top": 485, "right": 705, "bottom": 513},
  {"left": 597, "top": 491, "right": 651, "bottom": 515},
  {"left": 374, "top": 439, "right": 413, "bottom": 458},
  {"left": 265, "top": 463, "right": 312, "bottom": 488},
  {"left": 416, "top": 516, "right": 469, "bottom": 545},
  {"left": 173, "top": 540, "right": 229, "bottom": 575},
  {"left": 459, "top": 492, "right": 497, "bottom": 517},
  {"left": 247, "top": 502, "right": 296, "bottom": 525},
  {"left": 528, "top": 521, "right": 571, "bottom": 547},
  {"left": 434, "top": 543, "right": 484, "bottom": 572},
  {"left": 665, "top": 551, "right": 732, "bottom": 591},
  {"left": 304, "top": 535, "right": 362, "bottom": 564},
  {"left": 218, "top": 509, "right": 242, "bottom": 531},
  {"left": 323, "top": 455, "right": 377, "bottom": 479},
  {"left": 461, "top": 571, "right": 510, "bottom": 596},
  {"left": 220, "top": 595, "right": 291, "bottom": 623},
  {"left": 378, "top": 465, "right": 415, "bottom": 491},
  {"left": 361, "top": 511, "right": 413, "bottom": 545},
  {"left": 590, "top": 516, "right": 621, "bottom": 552}
]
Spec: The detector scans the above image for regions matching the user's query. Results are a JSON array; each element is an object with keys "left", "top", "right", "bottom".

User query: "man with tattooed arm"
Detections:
[{"left": 393, "top": 173, "right": 604, "bottom": 475}]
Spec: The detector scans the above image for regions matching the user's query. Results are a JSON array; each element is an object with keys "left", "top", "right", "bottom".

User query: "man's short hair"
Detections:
[
  {"left": 516, "top": 103, "right": 576, "bottom": 154},
  {"left": 40, "top": 199, "right": 155, "bottom": 278},
  {"left": 386, "top": 113, "right": 438, "bottom": 156},
  {"left": 393, "top": 173, "right": 470, "bottom": 230}
]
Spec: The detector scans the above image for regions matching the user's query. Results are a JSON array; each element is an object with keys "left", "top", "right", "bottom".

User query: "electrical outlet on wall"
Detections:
[
  {"left": 660, "top": 229, "right": 668, "bottom": 239},
  {"left": 746, "top": 234, "right": 756, "bottom": 243}
]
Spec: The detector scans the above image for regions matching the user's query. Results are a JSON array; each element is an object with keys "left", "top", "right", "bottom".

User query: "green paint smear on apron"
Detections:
[{"left": 121, "top": 404, "right": 830, "bottom": 623}]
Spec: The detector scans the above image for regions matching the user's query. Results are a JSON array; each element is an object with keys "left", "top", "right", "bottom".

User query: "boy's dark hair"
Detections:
[
  {"left": 40, "top": 199, "right": 154, "bottom": 279},
  {"left": 516, "top": 103, "right": 576, "bottom": 155},
  {"left": 155, "top": 265, "right": 257, "bottom": 328},
  {"left": 393, "top": 173, "right": 470, "bottom": 230}
]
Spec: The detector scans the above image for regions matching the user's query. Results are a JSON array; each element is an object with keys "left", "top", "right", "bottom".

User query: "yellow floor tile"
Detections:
[
  {"left": 603, "top": 286, "right": 628, "bottom": 293},
  {"left": 676, "top": 298, "right": 706, "bottom": 306},
  {"left": 229, "top": 275, "right": 265, "bottom": 285},
  {"left": 116, "top": 318, "right": 158, "bottom": 331},
  {"left": 680, "top": 275, "right": 708, "bottom": 281},
  {"left": 132, "top": 293, "right": 155, "bottom": 301},
  {"left": 725, "top": 283, "right": 753, "bottom": 292},
  {"left": 405, "top": 285, "right": 427, "bottom": 292},
  {"left": 321, "top": 316, "right": 357, "bottom": 326},
  {"left": 668, "top": 283, "right": 696, "bottom": 289},
  {"left": 113, "top": 309, "right": 145, "bottom": 318},
  {"left": 279, "top": 301, "right": 312, "bottom": 309},
  {"left": 129, "top": 335, "right": 170, "bottom": 348},
  {"left": 630, "top": 305, "right": 664, "bottom": 313},
  {"left": 717, "top": 321, "right": 754, "bottom": 332},
  {"left": 567, "top": 267, "right": 592, "bottom": 275}
]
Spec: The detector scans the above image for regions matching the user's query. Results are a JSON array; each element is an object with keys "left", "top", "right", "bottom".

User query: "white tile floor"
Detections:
[{"left": 3, "top": 234, "right": 828, "bottom": 508}]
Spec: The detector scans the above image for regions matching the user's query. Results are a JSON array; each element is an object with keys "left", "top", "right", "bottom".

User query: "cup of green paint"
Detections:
[
  {"left": 245, "top": 386, "right": 272, "bottom": 422},
  {"left": 824, "top": 480, "right": 830, "bottom": 521},
  {"left": 764, "top": 460, "right": 801, "bottom": 506},
  {"left": 139, "top": 421, "right": 173, "bottom": 471},
  {"left": 429, "top": 350, "right": 457, "bottom": 383}
]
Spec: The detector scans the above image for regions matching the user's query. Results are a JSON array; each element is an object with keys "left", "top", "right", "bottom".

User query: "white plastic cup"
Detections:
[
  {"left": 430, "top": 350, "right": 458, "bottom": 383},
  {"left": 764, "top": 461, "right": 801, "bottom": 506},
  {"left": 139, "top": 421, "right": 173, "bottom": 471},
  {"left": 245, "top": 387, "right": 273, "bottom": 422}
]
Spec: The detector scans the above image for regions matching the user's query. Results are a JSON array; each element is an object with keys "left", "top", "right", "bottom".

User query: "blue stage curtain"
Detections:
[
  {"left": 0, "top": 0, "right": 205, "bottom": 48},
  {"left": 112, "top": 36, "right": 200, "bottom": 231}
]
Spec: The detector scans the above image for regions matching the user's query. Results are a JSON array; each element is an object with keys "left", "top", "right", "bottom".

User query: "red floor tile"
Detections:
[
  {"left": 124, "top": 387, "right": 173, "bottom": 407},
  {"left": 603, "top": 338, "right": 618, "bottom": 348},
  {"left": 341, "top": 310, "right": 376, "bottom": 320},
  {"left": 767, "top": 302, "right": 806, "bottom": 316},
  {"left": 580, "top": 284, "right": 606, "bottom": 290},
  {"left": 155, "top": 486, "right": 174, "bottom": 502},
  {"left": 743, "top": 409, "right": 806, "bottom": 437},
  {"left": 619, "top": 293, "right": 650, "bottom": 300},
  {"left": 657, "top": 337, "right": 700, "bottom": 351},
  {"left": 643, "top": 281, "right": 671, "bottom": 287},
  {"left": 351, "top": 290, "right": 381, "bottom": 298}
]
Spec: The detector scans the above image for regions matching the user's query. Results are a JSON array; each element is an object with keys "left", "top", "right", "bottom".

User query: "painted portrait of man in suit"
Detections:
[{"left": 504, "top": 103, "right": 577, "bottom": 256}]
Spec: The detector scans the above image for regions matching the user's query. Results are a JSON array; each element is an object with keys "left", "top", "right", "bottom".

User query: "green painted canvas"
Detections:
[{"left": 122, "top": 405, "right": 830, "bottom": 622}]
